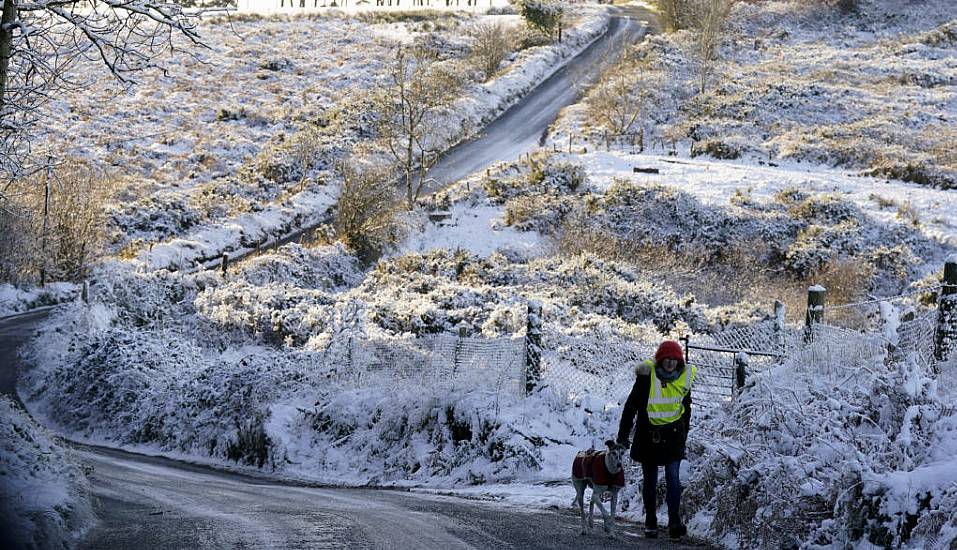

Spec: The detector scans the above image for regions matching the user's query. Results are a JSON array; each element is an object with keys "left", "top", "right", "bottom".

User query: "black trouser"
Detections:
[{"left": 641, "top": 460, "right": 681, "bottom": 528}]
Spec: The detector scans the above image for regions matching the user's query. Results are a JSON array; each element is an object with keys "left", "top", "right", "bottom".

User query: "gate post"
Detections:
[
  {"left": 734, "top": 353, "right": 749, "bottom": 394},
  {"left": 934, "top": 259, "right": 957, "bottom": 365},
  {"left": 525, "top": 300, "right": 543, "bottom": 394},
  {"left": 805, "top": 285, "right": 826, "bottom": 342}
]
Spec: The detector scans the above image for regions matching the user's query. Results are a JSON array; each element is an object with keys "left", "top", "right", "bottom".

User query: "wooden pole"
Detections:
[
  {"left": 525, "top": 300, "right": 543, "bottom": 394},
  {"left": 934, "top": 259, "right": 957, "bottom": 364},
  {"left": 774, "top": 300, "right": 786, "bottom": 353},
  {"left": 221, "top": 254, "right": 228, "bottom": 276},
  {"left": 805, "top": 285, "right": 826, "bottom": 342}
]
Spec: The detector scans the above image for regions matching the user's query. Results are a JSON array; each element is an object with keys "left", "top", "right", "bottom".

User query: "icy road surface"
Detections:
[
  {"left": 75, "top": 444, "right": 711, "bottom": 549},
  {"left": 424, "top": 5, "right": 657, "bottom": 189}
]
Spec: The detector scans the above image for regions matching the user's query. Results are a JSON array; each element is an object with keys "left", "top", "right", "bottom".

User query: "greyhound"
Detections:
[{"left": 571, "top": 439, "right": 627, "bottom": 537}]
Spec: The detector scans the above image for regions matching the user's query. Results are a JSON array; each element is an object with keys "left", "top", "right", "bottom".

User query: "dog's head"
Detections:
[{"left": 604, "top": 439, "right": 627, "bottom": 472}]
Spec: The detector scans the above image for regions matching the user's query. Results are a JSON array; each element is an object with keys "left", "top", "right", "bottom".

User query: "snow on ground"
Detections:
[
  {"left": 580, "top": 150, "right": 957, "bottom": 263},
  {"left": 12, "top": 1, "right": 957, "bottom": 549},
  {"left": 119, "top": 6, "right": 611, "bottom": 272},
  {"left": 0, "top": 283, "right": 78, "bottom": 319},
  {"left": 0, "top": 396, "right": 93, "bottom": 550},
  {"left": 551, "top": 0, "right": 957, "bottom": 188}
]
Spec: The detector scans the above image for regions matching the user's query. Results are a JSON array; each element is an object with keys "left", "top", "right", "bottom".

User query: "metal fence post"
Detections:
[
  {"left": 805, "top": 285, "right": 826, "bottom": 342},
  {"left": 934, "top": 259, "right": 957, "bottom": 365},
  {"left": 525, "top": 300, "right": 542, "bottom": 394}
]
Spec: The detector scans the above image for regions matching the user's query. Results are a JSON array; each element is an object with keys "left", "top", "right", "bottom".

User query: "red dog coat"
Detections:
[{"left": 572, "top": 450, "right": 625, "bottom": 488}]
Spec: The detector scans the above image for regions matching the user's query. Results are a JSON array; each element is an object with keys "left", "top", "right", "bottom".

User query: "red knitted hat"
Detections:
[{"left": 655, "top": 340, "right": 685, "bottom": 365}]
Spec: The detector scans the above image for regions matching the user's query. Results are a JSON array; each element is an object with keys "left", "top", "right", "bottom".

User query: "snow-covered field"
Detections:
[
  {"left": 32, "top": 6, "right": 611, "bottom": 273},
  {"left": 12, "top": 0, "right": 957, "bottom": 549},
  {"left": 554, "top": 0, "right": 957, "bottom": 188},
  {"left": 0, "top": 397, "right": 93, "bottom": 550}
]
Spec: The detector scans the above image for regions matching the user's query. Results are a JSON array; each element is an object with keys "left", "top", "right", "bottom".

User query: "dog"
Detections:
[{"left": 571, "top": 439, "right": 627, "bottom": 537}]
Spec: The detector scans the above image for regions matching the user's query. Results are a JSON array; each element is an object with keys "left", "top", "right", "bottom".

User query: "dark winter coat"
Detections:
[{"left": 617, "top": 362, "right": 692, "bottom": 465}]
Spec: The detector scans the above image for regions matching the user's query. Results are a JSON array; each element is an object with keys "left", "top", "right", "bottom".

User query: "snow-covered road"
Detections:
[
  {"left": 424, "top": 5, "right": 657, "bottom": 188},
  {"left": 77, "top": 444, "right": 691, "bottom": 550}
]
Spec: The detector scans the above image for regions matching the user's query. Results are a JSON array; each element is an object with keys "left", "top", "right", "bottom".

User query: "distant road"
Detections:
[{"left": 424, "top": 5, "right": 657, "bottom": 188}]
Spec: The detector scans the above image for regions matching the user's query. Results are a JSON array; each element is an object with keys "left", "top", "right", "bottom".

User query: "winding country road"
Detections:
[
  {"left": 425, "top": 4, "right": 658, "bottom": 188},
  {"left": 0, "top": 6, "right": 720, "bottom": 549}
]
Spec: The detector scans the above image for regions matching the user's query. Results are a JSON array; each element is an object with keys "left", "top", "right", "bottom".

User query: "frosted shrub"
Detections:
[
  {"left": 196, "top": 282, "right": 336, "bottom": 347},
  {"left": 237, "top": 243, "right": 363, "bottom": 290},
  {"left": 503, "top": 193, "right": 576, "bottom": 232},
  {"left": 93, "top": 266, "right": 218, "bottom": 327},
  {"left": 681, "top": 353, "right": 957, "bottom": 549}
]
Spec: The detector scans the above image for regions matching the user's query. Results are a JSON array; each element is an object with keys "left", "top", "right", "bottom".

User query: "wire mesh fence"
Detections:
[
  {"left": 333, "top": 334, "right": 527, "bottom": 396},
  {"left": 321, "top": 295, "right": 947, "bottom": 409}
]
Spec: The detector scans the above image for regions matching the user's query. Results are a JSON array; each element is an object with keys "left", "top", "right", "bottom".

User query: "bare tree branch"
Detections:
[{"left": 0, "top": 0, "right": 205, "bottom": 189}]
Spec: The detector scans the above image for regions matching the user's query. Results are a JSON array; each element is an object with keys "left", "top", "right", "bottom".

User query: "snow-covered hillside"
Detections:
[
  {"left": 12, "top": 0, "right": 957, "bottom": 549},
  {"left": 554, "top": 0, "right": 957, "bottom": 188},
  {"left": 31, "top": 6, "right": 610, "bottom": 273}
]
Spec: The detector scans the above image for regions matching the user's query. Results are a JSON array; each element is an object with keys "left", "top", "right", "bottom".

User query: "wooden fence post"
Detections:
[
  {"left": 221, "top": 254, "right": 228, "bottom": 276},
  {"left": 81, "top": 281, "right": 89, "bottom": 304},
  {"left": 934, "top": 259, "right": 957, "bottom": 364},
  {"left": 734, "top": 353, "right": 749, "bottom": 393},
  {"left": 774, "top": 300, "right": 786, "bottom": 353},
  {"left": 525, "top": 300, "right": 543, "bottom": 394},
  {"left": 805, "top": 285, "right": 826, "bottom": 342}
]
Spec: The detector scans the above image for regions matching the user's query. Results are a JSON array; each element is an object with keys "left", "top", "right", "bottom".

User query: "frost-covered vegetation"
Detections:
[
  {"left": 561, "top": 0, "right": 957, "bottom": 188},
  {"left": 24, "top": 7, "right": 609, "bottom": 272},
  {"left": 682, "top": 342, "right": 957, "bottom": 549},
  {"left": 12, "top": 1, "right": 957, "bottom": 549},
  {"left": 0, "top": 397, "right": 93, "bottom": 550}
]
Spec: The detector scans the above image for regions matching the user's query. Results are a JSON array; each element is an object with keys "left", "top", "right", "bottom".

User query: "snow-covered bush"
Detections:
[
  {"left": 677, "top": 342, "right": 957, "bottom": 549},
  {"left": 237, "top": 243, "right": 363, "bottom": 289},
  {"left": 196, "top": 282, "right": 336, "bottom": 346},
  {"left": 0, "top": 397, "right": 93, "bottom": 550}
]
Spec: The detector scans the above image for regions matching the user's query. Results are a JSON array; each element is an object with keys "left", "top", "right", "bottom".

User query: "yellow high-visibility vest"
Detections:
[{"left": 645, "top": 359, "right": 696, "bottom": 426}]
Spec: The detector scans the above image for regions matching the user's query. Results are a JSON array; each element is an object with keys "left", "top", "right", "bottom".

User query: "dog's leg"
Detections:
[
  {"left": 574, "top": 481, "right": 587, "bottom": 535},
  {"left": 592, "top": 488, "right": 610, "bottom": 533},
  {"left": 607, "top": 490, "right": 618, "bottom": 539}
]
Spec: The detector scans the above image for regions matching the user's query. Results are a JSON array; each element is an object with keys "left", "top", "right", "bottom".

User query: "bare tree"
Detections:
[
  {"left": 372, "top": 47, "right": 463, "bottom": 210},
  {"left": 468, "top": 20, "right": 515, "bottom": 81},
  {"left": 0, "top": 0, "right": 202, "bottom": 186},
  {"left": 690, "top": 0, "right": 732, "bottom": 94},
  {"left": 0, "top": 160, "right": 111, "bottom": 283},
  {"left": 587, "top": 49, "right": 663, "bottom": 136},
  {"left": 652, "top": 0, "right": 694, "bottom": 32},
  {"left": 333, "top": 158, "right": 404, "bottom": 263}
]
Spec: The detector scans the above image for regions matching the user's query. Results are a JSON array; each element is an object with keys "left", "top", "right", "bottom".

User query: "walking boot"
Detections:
[
  {"left": 668, "top": 523, "right": 687, "bottom": 539},
  {"left": 644, "top": 518, "right": 658, "bottom": 538}
]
